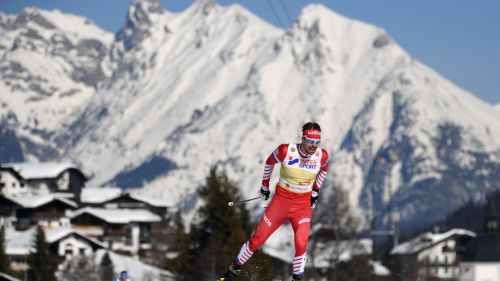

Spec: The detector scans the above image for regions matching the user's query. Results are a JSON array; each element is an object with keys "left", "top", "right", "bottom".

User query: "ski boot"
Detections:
[
  {"left": 291, "top": 274, "right": 302, "bottom": 281},
  {"left": 216, "top": 262, "right": 242, "bottom": 281}
]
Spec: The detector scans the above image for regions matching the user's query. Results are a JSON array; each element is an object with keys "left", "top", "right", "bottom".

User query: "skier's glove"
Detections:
[
  {"left": 260, "top": 186, "right": 270, "bottom": 200},
  {"left": 311, "top": 190, "right": 319, "bottom": 209}
]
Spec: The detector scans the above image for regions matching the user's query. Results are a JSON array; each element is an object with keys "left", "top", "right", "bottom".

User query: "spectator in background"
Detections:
[{"left": 119, "top": 271, "right": 132, "bottom": 281}]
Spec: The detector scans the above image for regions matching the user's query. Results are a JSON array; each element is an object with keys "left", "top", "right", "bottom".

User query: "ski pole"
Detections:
[{"left": 228, "top": 196, "right": 262, "bottom": 207}]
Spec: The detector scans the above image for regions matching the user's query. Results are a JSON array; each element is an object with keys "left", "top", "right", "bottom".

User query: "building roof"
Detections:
[
  {"left": 45, "top": 227, "right": 106, "bottom": 249},
  {"left": 128, "top": 193, "right": 170, "bottom": 208},
  {"left": 462, "top": 234, "right": 500, "bottom": 262},
  {"left": 80, "top": 186, "right": 122, "bottom": 204},
  {"left": 391, "top": 228, "right": 476, "bottom": 255},
  {"left": 0, "top": 167, "right": 24, "bottom": 182},
  {"left": 80, "top": 187, "right": 170, "bottom": 207},
  {"left": 1, "top": 162, "right": 86, "bottom": 180},
  {"left": 69, "top": 207, "right": 162, "bottom": 224},
  {"left": 5, "top": 226, "right": 105, "bottom": 256},
  {"left": 5, "top": 227, "right": 34, "bottom": 255},
  {"left": 5, "top": 194, "right": 78, "bottom": 209}
]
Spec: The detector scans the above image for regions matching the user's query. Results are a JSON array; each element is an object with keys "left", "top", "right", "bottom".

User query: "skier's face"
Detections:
[{"left": 301, "top": 136, "right": 320, "bottom": 154}]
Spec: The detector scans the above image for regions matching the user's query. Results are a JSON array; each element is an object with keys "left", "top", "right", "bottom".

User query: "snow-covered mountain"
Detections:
[
  {"left": 2, "top": 0, "right": 500, "bottom": 235},
  {"left": 0, "top": 7, "right": 114, "bottom": 162}
]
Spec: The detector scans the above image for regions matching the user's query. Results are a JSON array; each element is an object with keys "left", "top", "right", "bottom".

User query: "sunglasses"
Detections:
[{"left": 305, "top": 137, "right": 321, "bottom": 145}]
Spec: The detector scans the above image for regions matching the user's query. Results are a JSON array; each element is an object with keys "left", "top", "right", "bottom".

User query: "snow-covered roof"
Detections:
[
  {"left": 44, "top": 227, "right": 106, "bottom": 248},
  {"left": 80, "top": 186, "right": 123, "bottom": 204},
  {"left": 1, "top": 162, "right": 85, "bottom": 180},
  {"left": 80, "top": 187, "right": 171, "bottom": 207},
  {"left": 5, "top": 194, "right": 78, "bottom": 208},
  {"left": 5, "top": 226, "right": 105, "bottom": 256},
  {"left": 5, "top": 227, "right": 36, "bottom": 255},
  {"left": 391, "top": 228, "right": 476, "bottom": 255},
  {"left": 0, "top": 166, "right": 24, "bottom": 181},
  {"left": 69, "top": 207, "right": 162, "bottom": 224},
  {"left": 129, "top": 193, "right": 171, "bottom": 207}
]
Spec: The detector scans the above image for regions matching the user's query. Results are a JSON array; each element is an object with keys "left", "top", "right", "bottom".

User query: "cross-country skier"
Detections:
[{"left": 217, "top": 122, "right": 330, "bottom": 281}]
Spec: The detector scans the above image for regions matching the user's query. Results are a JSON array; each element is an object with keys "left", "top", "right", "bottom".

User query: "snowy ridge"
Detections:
[
  {"left": 2, "top": 0, "right": 500, "bottom": 237},
  {"left": 0, "top": 7, "right": 114, "bottom": 163}
]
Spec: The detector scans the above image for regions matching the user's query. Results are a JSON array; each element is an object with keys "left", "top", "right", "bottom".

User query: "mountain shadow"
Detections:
[
  {"left": 0, "top": 124, "right": 24, "bottom": 163},
  {"left": 108, "top": 156, "right": 177, "bottom": 188}
]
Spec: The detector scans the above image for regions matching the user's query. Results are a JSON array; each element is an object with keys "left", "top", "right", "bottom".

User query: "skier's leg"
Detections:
[
  {"left": 290, "top": 206, "right": 312, "bottom": 278},
  {"left": 217, "top": 197, "right": 288, "bottom": 280},
  {"left": 235, "top": 196, "right": 288, "bottom": 265}
]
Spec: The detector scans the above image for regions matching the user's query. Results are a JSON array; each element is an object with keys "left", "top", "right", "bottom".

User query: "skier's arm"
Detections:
[
  {"left": 311, "top": 150, "right": 329, "bottom": 209},
  {"left": 313, "top": 149, "right": 330, "bottom": 193},
  {"left": 261, "top": 144, "right": 288, "bottom": 190}
]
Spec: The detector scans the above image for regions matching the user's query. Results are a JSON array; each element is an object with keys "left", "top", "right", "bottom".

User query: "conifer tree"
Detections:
[
  {"left": 174, "top": 166, "right": 274, "bottom": 280},
  {"left": 165, "top": 210, "right": 194, "bottom": 281},
  {"left": 182, "top": 167, "right": 243, "bottom": 279},
  {"left": 196, "top": 167, "right": 249, "bottom": 278},
  {"left": 100, "top": 251, "right": 115, "bottom": 281},
  {"left": 0, "top": 226, "right": 11, "bottom": 274},
  {"left": 27, "top": 226, "right": 57, "bottom": 281}
]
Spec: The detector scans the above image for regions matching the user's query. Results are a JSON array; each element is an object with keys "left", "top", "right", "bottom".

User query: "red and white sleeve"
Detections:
[
  {"left": 313, "top": 149, "right": 330, "bottom": 193},
  {"left": 261, "top": 144, "right": 288, "bottom": 190}
]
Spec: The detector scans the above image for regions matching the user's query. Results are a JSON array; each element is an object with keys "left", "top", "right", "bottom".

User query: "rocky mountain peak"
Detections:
[
  {"left": 117, "top": 0, "right": 165, "bottom": 51},
  {"left": 12, "top": 7, "right": 55, "bottom": 30}
]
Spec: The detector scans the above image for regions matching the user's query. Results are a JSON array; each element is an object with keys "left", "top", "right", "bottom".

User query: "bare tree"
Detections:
[
  {"left": 309, "top": 184, "right": 369, "bottom": 281},
  {"left": 58, "top": 255, "right": 100, "bottom": 281}
]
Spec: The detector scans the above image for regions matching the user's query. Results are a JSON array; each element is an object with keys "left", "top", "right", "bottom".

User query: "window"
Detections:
[
  {"left": 487, "top": 220, "right": 498, "bottom": 231},
  {"left": 79, "top": 248, "right": 86, "bottom": 255},
  {"left": 65, "top": 245, "right": 73, "bottom": 256},
  {"left": 11, "top": 255, "right": 27, "bottom": 263},
  {"left": 442, "top": 245, "right": 453, "bottom": 253}
]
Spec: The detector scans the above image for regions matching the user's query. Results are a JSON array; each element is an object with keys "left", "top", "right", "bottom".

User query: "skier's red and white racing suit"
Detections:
[{"left": 235, "top": 142, "right": 329, "bottom": 276}]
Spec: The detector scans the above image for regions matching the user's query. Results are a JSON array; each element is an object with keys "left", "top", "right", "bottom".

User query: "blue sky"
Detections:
[{"left": 1, "top": 0, "right": 499, "bottom": 104}]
